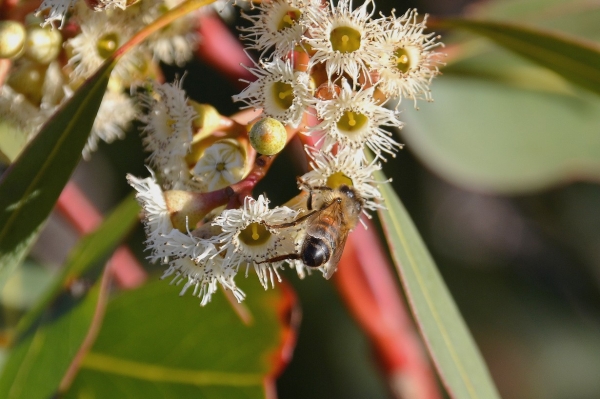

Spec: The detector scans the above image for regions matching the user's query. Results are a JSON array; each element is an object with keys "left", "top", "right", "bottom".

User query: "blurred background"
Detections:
[{"left": 3, "top": 0, "right": 600, "bottom": 398}]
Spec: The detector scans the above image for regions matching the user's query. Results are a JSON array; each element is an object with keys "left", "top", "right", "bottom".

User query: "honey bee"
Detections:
[{"left": 262, "top": 179, "right": 364, "bottom": 279}]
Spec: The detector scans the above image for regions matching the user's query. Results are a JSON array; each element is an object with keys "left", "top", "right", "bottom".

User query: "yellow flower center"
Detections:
[
  {"left": 336, "top": 110, "right": 368, "bottom": 134},
  {"left": 326, "top": 172, "right": 353, "bottom": 189},
  {"left": 278, "top": 9, "right": 301, "bottom": 31},
  {"left": 394, "top": 47, "right": 412, "bottom": 74},
  {"left": 239, "top": 222, "right": 271, "bottom": 246},
  {"left": 216, "top": 162, "right": 226, "bottom": 172},
  {"left": 97, "top": 32, "right": 119, "bottom": 59},
  {"left": 330, "top": 27, "right": 361, "bottom": 53},
  {"left": 272, "top": 81, "right": 294, "bottom": 110}
]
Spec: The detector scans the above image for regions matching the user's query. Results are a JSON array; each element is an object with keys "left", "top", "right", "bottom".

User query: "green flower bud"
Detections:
[
  {"left": 248, "top": 117, "right": 287, "bottom": 155},
  {"left": 24, "top": 26, "right": 62, "bottom": 64},
  {"left": 0, "top": 21, "right": 26, "bottom": 60}
]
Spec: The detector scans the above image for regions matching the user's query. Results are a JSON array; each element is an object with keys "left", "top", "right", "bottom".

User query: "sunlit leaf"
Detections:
[
  {"left": 14, "top": 194, "right": 140, "bottom": 339},
  {"left": 376, "top": 171, "right": 501, "bottom": 399},
  {"left": 64, "top": 277, "right": 298, "bottom": 399},
  {"left": 439, "top": 18, "right": 600, "bottom": 96}
]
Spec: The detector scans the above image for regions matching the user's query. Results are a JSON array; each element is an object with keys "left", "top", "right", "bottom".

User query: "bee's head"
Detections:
[{"left": 339, "top": 185, "right": 364, "bottom": 215}]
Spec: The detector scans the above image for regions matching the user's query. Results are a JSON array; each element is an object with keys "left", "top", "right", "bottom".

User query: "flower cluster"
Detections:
[
  {"left": 125, "top": 0, "right": 442, "bottom": 305},
  {"left": 0, "top": 0, "right": 214, "bottom": 159}
]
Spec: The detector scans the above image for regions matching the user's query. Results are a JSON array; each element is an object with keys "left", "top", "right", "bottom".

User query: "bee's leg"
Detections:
[
  {"left": 258, "top": 253, "right": 301, "bottom": 264},
  {"left": 307, "top": 190, "right": 313, "bottom": 210},
  {"left": 264, "top": 209, "right": 319, "bottom": 229},
  {"left": 297, "top": 177, "right": 333, "bottom": 194}
]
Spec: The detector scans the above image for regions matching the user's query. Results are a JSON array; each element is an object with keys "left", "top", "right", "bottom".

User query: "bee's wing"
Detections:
[{"left": 323, "top": 229, "right": 350, "bottom": 280}]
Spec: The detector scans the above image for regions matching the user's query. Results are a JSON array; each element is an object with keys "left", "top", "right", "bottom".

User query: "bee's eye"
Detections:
[
  {"left": 340, "top": 185, "right": 353, "bottom": 197},
  {"left": 302, "top": 236, "right": 330, "bottom": 267}
]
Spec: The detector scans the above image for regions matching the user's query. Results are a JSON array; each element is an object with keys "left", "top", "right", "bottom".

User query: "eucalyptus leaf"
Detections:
[
  {"left": 0, "top": 61, "right": 114, "bottom": 286},
  {"left": 438, "top": 18, "right": 600, "bottom": 96},
  {"left": 0, "top": 274, "right": 107, "bottom": 399},
  {"left": 0, "top": 194, "right": 139, "bottom": 399},
  {"left": 376, "top": 171, "right": 501, "bottom": 399},
  {"left": 470, "top": 0, "right": 600, "bottom": 41},
  {"left": 14, "top": 194, "right": 140, "bottom": 339},
  {"left": 401, "top": 74, "right": 600, "bottom": 193},
  {"left": 64, "top": 277, "right": 297, "bottom": 399}
]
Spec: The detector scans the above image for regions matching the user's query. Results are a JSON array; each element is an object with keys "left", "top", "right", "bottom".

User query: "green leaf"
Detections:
[
  {"left": 376, "top": 171, "right": 500, "bottom": 399},
  {"left": 64, "top": 277, "right": 297, "bottom": 399},
  {"left": 14, "top": 194, "right": 140, "bottom": 339},
  {"left": 0, "top": 274, "right": 108, "bottom": 399},
  {"left": 470, "top": 0, "right": 600, "bottom": 41},
  {"left": 0, "top": 61, "right": 114, "bottom": 286},
  {"left": 439, "top": 18, "right": 600, "bottom": 96},
  {"left": 0, "top": 122, "right": 27, "bottom": 163},
  {"left": 401, "top": 73, "right": 600, "bottom": 193},
  {"left": 0, "top": 194, "right": 139, "bottom": 399}
]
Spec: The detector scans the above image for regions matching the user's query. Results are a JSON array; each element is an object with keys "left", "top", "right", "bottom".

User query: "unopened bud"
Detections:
[
  {"left": 7, "top": 62, "right": 46, "bottom": 105},
  {"left": 0, "top": 21, "right": 26, "bottom": 60},
  {"left": 190, "top": 102, "right": 224, "bottom": 140},
  {"left": 24, "top": 26, "right": 62, "bottom": 64},
  {"left": 248, "top": 117, "right": 287, "bottom": 155},
  {"left": 164, "top": 190, "right": 212, "bottom": 232}
]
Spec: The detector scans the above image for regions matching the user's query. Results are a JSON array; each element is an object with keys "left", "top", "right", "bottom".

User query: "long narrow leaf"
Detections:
[
  {"left": 0, "top": 61, "right": 114, "bottom": 284},
  {"left": 14, "top": 194, "right": 140, "bottom": 339},
  {"left": 438, "top": 18, "right": 600, "bottom": 96},
  {"left": 0, "top": 268, "right": 110, "bottom": 399},
  {"left": 376, "top": 171, "right": 501, "bottom": 399}
]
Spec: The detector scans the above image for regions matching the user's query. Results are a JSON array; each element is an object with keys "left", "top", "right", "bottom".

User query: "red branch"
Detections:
[
  {"left": 195, "top": 11, "right": 255, "bottom": 87},
  {"left": 0, "top": 59, "right": 11, "bottom": 88},
  {"left": 335, "top": 221, "right": 441, "bottom": 399},
  {"left": 264, "top": 279, "right": 301, "bottom": 399},
  {"left": 58, "top": 263, "right": 113, "bottom": 392},
  {"left": 57, "top": 181, "right": 147, "bottom": 289}
]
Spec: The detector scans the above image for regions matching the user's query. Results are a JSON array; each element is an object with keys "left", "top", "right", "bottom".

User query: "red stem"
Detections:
[
  {"left": 335, "top": 221, "right": 441, "bottom": 399},
  {"left": 58, "top": 263, "right": 113, "bottom": 392},
  {"left": 57, "top": 181, "right": 147, "bottom": 289},
  {"left": 195, "top": 11, "right": 255, "bottom": 87},
  {"left": 264, "top": 279, "right": 300, "bottom": 399},
  {"left": 0, "top": 59, "right": 11, "bottom": 88}
]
